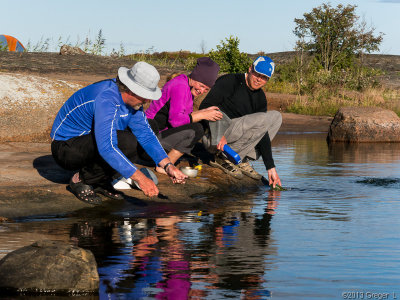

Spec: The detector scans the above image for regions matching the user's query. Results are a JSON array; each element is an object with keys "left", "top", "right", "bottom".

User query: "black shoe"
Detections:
[
  {"left": 94, "top": 183, "right": 124, "bottom": 200},
  {"left": 69, "top": 179, "right": 102, "bottom": 205}
]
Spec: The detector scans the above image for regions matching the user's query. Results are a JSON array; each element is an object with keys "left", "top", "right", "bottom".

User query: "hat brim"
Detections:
[
  {"left": 118, "top": 67, "right": 162, "bottom": 100},
  {"left": 253, "top": 66, "right": 272, "bottom": 78}
]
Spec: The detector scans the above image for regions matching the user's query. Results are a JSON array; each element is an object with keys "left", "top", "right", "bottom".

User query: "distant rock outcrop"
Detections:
[
  {"left": 327, "top": 107, "right": 400, "bottom": 142},
  {"left": 59, "top": 45, "right": 85, "bottom": 55},
  {"left": 0, "top": 240, "right": 99, "bottom": 294}
]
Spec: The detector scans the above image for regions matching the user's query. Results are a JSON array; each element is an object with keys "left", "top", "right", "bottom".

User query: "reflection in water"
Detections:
[
  {"left": 66, "top": 191, "right": 279, "bottom": 299},
  {"left": 1, "top": 133, "right": 400, "bottom": 299},
  {"left": 328, "top": 141, "right": 400, "bottom": 164}
]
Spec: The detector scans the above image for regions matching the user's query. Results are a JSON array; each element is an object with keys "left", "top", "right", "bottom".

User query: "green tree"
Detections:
[
  {"left": 209, "top": 35, "right": 251, "bottom": 73},
  {"left": 293, "top": 3, "right": 383, "bottom": 71}
]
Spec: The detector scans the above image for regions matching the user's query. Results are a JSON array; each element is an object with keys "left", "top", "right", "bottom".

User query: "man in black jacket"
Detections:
[{"left": 199, "top": 56, "right": 282, "bottom": 187}]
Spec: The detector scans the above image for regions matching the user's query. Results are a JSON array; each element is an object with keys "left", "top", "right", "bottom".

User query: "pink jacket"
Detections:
[{"left": 145, "top": 74, "right": 193, "bottom": 130}]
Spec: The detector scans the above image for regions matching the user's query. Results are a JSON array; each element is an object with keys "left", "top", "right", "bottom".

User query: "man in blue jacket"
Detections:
[{"left": 50, "top": 62, "right": 187, "bottom": 204}]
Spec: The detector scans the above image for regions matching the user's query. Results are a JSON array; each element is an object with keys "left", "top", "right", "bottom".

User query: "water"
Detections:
[{"left": 1, "top": 133, "right": 400, "bottom": 299}]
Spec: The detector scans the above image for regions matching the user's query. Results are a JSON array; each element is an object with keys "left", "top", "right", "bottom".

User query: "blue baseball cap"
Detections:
[{"left": 253, "top": 56, "right": 275, "bottom": 78}]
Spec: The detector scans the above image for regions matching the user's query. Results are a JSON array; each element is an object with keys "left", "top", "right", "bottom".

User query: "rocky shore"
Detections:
[
  {"left": 0, "top": 113, "right": 332, "bottom": 219},
  {"left": 0, "top": 51, "right": 334, "bottom": 219}
]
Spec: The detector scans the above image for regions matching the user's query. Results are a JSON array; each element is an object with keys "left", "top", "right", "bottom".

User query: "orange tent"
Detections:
[{"left": 0, "top": 35, "right": 25, "bottom": 52}]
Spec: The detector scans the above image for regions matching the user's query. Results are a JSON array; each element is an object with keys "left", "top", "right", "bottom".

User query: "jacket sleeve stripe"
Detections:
[{"left": 51, "top": 100, "right": 95, "bottom": 141}]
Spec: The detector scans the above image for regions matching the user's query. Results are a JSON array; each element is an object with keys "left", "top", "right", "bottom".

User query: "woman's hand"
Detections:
[
  {"left": 165, "top": 164, "right": 187, "bottom": 184},
  {"left": 191, "top": 106, "right": 223, "bottom": 122}
]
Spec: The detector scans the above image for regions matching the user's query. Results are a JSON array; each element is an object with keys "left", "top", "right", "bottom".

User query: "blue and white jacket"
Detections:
[{"left": 50, "top": 79, "right": 167, "bottom": 179}]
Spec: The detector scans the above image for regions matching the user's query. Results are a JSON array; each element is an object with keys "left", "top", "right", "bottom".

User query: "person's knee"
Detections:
[
  {"left": 268, "top": 110, "right": 282, "bottom": 126},
  {"left": 256, "top": 111, "right": 281, "bottom": 126}
]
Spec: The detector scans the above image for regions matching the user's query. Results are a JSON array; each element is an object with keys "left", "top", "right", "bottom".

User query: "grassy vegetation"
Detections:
[
  {"left": 126, "top": 50, "right": 204, "bottom": 70},
  {"left": 11, "top": 30, "right": 400, "bottom": 117},
  {"left": 23, "top": 30, "right": 115, "bottom": 55},
  {"left": 285, "top": 87, "right": 400, "bottom": 116},
  {"left": 267, "top": 56, "right": 400, "bottom": 117}
]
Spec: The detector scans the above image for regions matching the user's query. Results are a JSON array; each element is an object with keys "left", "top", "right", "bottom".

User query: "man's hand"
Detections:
[
  {"left": 216, "top": 136, "right": 227, "bottom": 151},
  {"left": 267, "top": 167, "right": 282, "bottom": 188},
  {"left": 191, "top": 106, "right": 223, "bottom": 122},
  {"left": 130, "top": 169, "right": 159, "bottom": 197},
  {"left": 165, "top": 164, "right": 187, "bottom": 184}
]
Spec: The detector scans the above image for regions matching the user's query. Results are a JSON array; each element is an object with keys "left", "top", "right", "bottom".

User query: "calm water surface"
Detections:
[{"left": 1, "top": 133, "right": 400, "bottom": 299}]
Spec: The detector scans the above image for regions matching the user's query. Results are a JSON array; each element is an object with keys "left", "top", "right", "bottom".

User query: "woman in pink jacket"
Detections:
[{"left": 146, "top": 57, "right": 222, "bottom": 174}]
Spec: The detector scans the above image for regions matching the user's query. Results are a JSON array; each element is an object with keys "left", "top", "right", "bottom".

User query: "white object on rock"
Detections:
[
  {"left": 112, "top": 168, "right": 158, "bottom": 190},
  {"left": 180, "top": 166, "right": 198, "bottom": 178},
  {"left": 112, "top": 177, "right": 133, "bottom": 190}
]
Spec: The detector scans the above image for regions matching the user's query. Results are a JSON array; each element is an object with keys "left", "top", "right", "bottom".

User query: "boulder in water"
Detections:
[
  {"left": 327, "top": 107, "right": 400, "bottom": 142},
  {"left": 0, "top": 240, "right": 99, "bottom": 294}
]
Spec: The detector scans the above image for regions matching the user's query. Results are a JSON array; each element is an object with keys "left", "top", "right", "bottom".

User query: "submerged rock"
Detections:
[
  {"left": 0, "top": 240, "right": 99, "bottom": 294},
  {"left": 327, "top": 107, "right": 400, "bottom": 142}
]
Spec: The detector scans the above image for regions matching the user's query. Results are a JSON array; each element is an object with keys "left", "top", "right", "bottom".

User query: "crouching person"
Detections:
[
  {"left": 199, "top": 56, "right": 282, "bottom": 187},
  {"left": 50, "top": 62, "right": 187, "bottom": 204},
  {"left": 145, "top": 57, "right": 222, "bottom": 174}
]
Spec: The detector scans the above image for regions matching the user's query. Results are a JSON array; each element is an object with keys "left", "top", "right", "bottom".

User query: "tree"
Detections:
[
  {"left": 209, "top": 35, "right": 251, "bottom": 73},
  {"left": 293, "top": 3, "right": 383, "bottom": 71}
]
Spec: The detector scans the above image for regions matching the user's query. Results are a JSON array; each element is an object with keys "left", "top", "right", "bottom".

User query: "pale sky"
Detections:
[{"left": 2, "top": 0, "right": 400, "bottom": 55}]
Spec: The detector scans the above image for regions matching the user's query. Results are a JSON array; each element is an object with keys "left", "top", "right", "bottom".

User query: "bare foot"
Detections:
[
  {"left": 71, "top": 172, "right": 81, "bottom": 183},
  {"left": 155, "top": 166, "right": 167, "bottom": 175}
]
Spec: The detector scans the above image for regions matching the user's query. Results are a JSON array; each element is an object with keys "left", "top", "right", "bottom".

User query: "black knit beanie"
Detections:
[{"left": 189, "top": 57, "right": 220, "bottom": 88}]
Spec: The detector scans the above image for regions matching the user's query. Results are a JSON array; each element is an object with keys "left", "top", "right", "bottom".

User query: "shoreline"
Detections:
[
  {"left": 0, "top": 114, "right": 332, "bottom": 219},
  {"left": 0, "top": 52, "right": 333, "bottom": 219}
]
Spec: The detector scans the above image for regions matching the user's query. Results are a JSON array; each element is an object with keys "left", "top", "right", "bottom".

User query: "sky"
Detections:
[{"left": 2, "top": 0, "right": 400, "bottom": 55}]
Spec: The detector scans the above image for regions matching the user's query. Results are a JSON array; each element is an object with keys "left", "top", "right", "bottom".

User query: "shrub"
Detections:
[{"left": 209, "top": 35, "right": 251, "bottom": 73}]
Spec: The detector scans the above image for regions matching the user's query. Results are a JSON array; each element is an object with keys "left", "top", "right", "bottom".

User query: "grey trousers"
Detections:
[{"left": 204, "top": 111, "right": 282, "bottom": 160}]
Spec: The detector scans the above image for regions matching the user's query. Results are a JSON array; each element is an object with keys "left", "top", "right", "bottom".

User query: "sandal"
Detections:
[
  {"left": 237, "top": 161, "right": 262, "bottom": 180},
  {"left": 94, "top": 184, "right": 124, "bottom": 200},
  {"left": 69, "top": 179, "right": 102, "bottom": 205},
  {"left": 209, "top": 152, "right": 243, "bottom": 179}
]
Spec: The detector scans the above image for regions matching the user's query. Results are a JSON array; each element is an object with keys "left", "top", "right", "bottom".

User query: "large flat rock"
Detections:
[{"left": 0, "top": 142, "right": 265, "bottom": 219}]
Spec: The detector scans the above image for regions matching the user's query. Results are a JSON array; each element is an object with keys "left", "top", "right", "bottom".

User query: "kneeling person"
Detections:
[{"left": 50, "top": 62, "right": 187, "bottom": 204}]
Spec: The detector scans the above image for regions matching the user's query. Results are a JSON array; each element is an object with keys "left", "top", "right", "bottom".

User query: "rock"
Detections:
[
  {"left": 0, "top": 240, "right": 99, "bottom": 294},
  {"left": 0, "top": 73, "right": 82, "bottom": 142},
  {"left": 59, "top": 45, "right": 85, "bottom": 55},
  {"left": 327, "top": 107, "right": 400, "bottom": 142}
]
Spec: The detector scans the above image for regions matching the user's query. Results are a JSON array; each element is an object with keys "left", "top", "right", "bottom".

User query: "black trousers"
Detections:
[
  {"left": 159, "top": 123, "right": 204, "bottom": 154},
  {"left": 51, "top": 130, "right": 139, "bottom": 186}
]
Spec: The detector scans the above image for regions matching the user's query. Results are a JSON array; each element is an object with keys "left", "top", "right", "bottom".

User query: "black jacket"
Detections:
[{"left": 200, "top": 73, "right": 275, "bottom": 170}]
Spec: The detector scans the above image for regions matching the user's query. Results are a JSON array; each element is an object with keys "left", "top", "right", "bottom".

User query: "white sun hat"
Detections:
[{"left": 118, "top": 61, "right": 162, "bottom": 100}]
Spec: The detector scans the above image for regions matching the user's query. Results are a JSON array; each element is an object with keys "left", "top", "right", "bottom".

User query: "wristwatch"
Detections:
[{"left": 163, "top": 162, "right": 173, "bottom": 172}]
